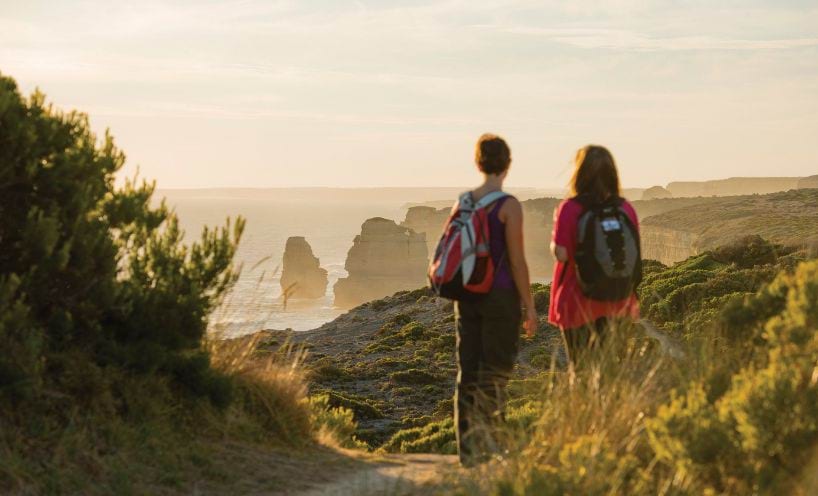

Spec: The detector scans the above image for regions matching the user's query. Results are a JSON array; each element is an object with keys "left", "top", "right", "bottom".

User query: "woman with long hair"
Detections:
[
  {"left": 548, "top": 145, "right": 641, "bottom": 365},
  {"left": 453, "top": 134, "right": 538, "bottom": 465}
]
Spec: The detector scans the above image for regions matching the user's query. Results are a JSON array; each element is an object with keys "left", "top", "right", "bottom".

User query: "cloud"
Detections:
[{"left": 476, "top": 25, "right": 818, "bottom": 51}]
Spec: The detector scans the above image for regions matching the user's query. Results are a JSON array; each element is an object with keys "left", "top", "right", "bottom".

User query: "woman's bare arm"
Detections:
[
  {"left": 501, "top": 198, "right": 538, "bottom": 336},
  {"left": 550, "top": 240, "right": 568, "bottom": 262}
]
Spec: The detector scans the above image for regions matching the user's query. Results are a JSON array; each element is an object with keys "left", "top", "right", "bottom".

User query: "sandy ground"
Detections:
[{"left": 291, "top": 453, "right": 458, "bottom": 496}]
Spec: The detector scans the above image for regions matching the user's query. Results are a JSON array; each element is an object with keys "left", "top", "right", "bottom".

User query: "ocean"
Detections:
[{"left": 160, "top": 187, "right": 553, "bottom": 337}]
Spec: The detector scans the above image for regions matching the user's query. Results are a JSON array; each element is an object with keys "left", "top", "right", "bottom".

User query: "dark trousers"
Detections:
[
  {"left": 454, "top": 288, "right": 521, "bottom": 465},
  {"left": 562, "top": 317, "right": 611, "bottom": 366}
]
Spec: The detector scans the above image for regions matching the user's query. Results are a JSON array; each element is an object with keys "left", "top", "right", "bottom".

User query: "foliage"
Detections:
[
  {"left": 455, "top": 248, "right": 818, "bottom": 495},
  {"left": 381, "top": 418, "right": 457, "bottom": 454},
  {"left": 390, "top": 368, "right": 440, "bottom": 385},
  {"left": 309, "top": 395, "right": 369, "bottom": 450},
  {"left": 0, "top": 73, "right": 243, "bottom": 406},
  {"left": 0, "top": 73, "right": 353, "bottom": 493},
  {"left": 638, "top": 236, "right": 803, "bottom": 337},
  {"left": 530, "top": 283, "right": 550, "bottom": 313}
]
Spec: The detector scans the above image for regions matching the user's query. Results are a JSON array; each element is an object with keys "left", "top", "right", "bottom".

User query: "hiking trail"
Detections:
[{"left": 292, "top": 453, "right": 458, "bottom": 496}]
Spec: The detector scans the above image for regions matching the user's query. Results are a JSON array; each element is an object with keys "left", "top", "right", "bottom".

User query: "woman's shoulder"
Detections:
[
  {"left": 619, "top": 199, "right": 639, "bottom": 219},
  {"left": 617, "top": 199, "right": 640, "bottom": 229},
  {"left": 555, "top": 197, "right": 583, "bottom": 218},
  {"left": 497, "top": 193, "right": 521, "bottom": 218}
]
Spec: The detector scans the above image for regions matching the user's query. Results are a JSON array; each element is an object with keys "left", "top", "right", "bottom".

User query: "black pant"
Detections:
[
  {"left": 562, "top": 317, "right": 611, "bottom": 366},
  {"left": 454, "top": 288, "right": 521, "bottom": 465}
]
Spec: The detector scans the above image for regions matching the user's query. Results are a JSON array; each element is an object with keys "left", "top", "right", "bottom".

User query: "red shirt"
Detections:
[{"left": 547, "top": 198, "right": 641, "bottom": 330}]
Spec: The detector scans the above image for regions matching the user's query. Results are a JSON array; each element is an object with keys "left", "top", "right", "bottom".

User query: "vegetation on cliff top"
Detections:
[
  {"left": 640, "top": 189, "right": 818, "bottom": 252},
  {"left": 272, "top": 284, "right": 557, "bottom": 450}
]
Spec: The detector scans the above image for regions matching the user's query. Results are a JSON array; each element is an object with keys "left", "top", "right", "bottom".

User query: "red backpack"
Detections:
[{"left": 428, "top": 191, "right": 508, "bottom": 301}]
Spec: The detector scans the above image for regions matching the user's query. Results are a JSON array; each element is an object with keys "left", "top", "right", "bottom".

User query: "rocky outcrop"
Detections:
[
  {"left": 641, "top": 186, "right": 673, "bottom": 200},
  {"left": 334, "top": 218, "right": 429, "bottom": 308},
  {"left": 401, "top": 188, "right": 818, "bottom": 276},
  {"left": 280, "top": 237, "right": 328, "bottom": 299},
  {"left": 402, "top": 206, "right": 449, "bottom": 257},
  {"left": 401, "top": 198, "right": 561, "bottom": 279}
]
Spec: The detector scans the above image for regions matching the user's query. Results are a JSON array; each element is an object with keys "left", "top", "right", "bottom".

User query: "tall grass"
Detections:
[
  {"left": 452, "top": 259, "right": 818, "bottom": 495},
  {"left": 453, "top": 322, "right": 683, "bottom": 495}
]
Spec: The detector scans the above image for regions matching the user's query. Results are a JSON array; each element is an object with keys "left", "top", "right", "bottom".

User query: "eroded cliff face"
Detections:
[
  {"left": 402, "top": 206, "right": 448, "bottom": 256},
  {"left": 280, "top": 236, "right": 328, "bottom": 299},
  {"left": 334, "top": 218, "right": 429, "bottom": 308},
  {"left": 401, "top": 196, "right": 707, "bottom": 275},
  {"left": 639, "top": 226, "right": 700, "bottom": 265},
  {"left": 666, "top": 177, "right": 801, "bottom": 197},
  {"left": 401, "top": 198, "right": 560, "bottom": 279}
]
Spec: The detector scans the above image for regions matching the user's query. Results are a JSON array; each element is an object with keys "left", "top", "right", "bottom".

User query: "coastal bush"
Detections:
[
  {"left": 0, "top": 73, "right": 246, "bottom": 408},
  {"left": 0, "top": 73, "right": 344, "bottom": 493},
  {"left": 531, "top": 283, "right": 550, "bottom": 313},
  {"left": 309, "top": 395, "right": 369, "bottom": 449},
  {"left": 389, "top": 368, "right": 440, "bottom": 385},
  {"left": 381, "top": 418, "right": 457, "bottom": 454},
  {"left": 316, "top": 390, "right": 385, "bottom": 420},
  {"left": 638, "top": 236, "right": 804, "bottom": 337},
  {"left": 453, "top": 254, "right": 818, "bottom": 495},
  {"left": 309, "top": 360, "right": 353, "bottom": 382}
]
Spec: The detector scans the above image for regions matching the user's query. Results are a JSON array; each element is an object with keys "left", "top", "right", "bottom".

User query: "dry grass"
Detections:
[{"left": 449, "top": 323, "right": 684, "bottom": 495}]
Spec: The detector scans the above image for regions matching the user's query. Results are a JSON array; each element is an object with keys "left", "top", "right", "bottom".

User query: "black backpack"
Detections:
[{"left": 573, "top": 196, "right": 642, "bottom": 301}]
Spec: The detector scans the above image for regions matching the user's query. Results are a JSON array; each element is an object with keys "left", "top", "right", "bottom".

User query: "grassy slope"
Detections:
[
  {"left": 264, "top": 286, "right": 556, "bottom": 450},
  {"left": 274, "top": 236, "right": 817, "bottom": 491},
  {"left": 639, "top": 189, "right": 818, "bottom": 250}
]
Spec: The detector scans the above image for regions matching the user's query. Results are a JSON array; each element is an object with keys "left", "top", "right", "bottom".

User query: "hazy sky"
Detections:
[{"left": 2, "top": 0, "right": 817, "bottom": 188}]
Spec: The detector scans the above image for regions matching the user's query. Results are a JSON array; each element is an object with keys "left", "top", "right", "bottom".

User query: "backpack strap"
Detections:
[{"left": 474, "top": 190, "right": 508, "bottom": 209}]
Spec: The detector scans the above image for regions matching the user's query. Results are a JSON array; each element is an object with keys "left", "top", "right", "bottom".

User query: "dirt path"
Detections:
[{"left": 294, "top": 453, "right": 458, "bottom": 496}]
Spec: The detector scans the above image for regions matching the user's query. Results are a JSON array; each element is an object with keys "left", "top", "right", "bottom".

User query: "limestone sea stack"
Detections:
[
  {"left": 280, "top": 237, "right": 328, "bottom": 299},
  {"left": 334, "top": 218, "right": 428, "bottom": 308},
  {"left": 401, "top": 198, "right": 562, "bottom": 279},
  {"left": 401, "top": 206, "right": 449, "bottom": 257}
]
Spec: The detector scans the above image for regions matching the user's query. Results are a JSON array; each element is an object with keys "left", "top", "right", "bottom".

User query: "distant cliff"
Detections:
[
  {"left": 798, "top": 175, "right": 818, "bottom": 189},
  {"left": 666, "top": 177, "right": 802, "bottom": 197},
  {"left": 641, "top": 189, "right": 818, "bottom": 259},
  {"left": 280, "top": 237, "right": 328, "bottom": 299},
  {"left": 334, "top": 218, "right": 429, "bottom": 308},
  {"left": 401, "top": 197, "right": 561, "bottom": 278}
]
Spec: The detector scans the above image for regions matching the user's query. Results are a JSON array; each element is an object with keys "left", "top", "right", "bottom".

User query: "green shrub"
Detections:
[
  {"left": 390, "top": 313, "right": 413, "bottom": 326},
  {"left": 381, "top": 418, "right": 456, "bottom": 454},
  {"left": 389, "top": 369, "right": 440, "bottom": 385},
  {"left": 309, "top": 395, "right": 368, "bottom": 449},
  {"left": 0, "top": 75, "right": 243, "bottom": 405},
  {"left": 316, "top": 390, "right": 384, "bottom": 420},
  {"left": 310, "top": 361, "right": 352, "bottom": 382},
  {"left": 531, "top": 283, "right": 551, "bottom": 313}
]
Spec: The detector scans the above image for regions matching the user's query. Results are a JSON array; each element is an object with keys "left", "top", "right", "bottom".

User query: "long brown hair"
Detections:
[{"left": 569, "top": 145, "right": 621, "bottom": 203}]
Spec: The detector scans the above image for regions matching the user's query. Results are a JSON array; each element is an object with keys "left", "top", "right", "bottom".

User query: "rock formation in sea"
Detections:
[
  {"left": 334, "top": 218, "right": 428, "bottom": 308},
  {"left": 401, "top": 206, "right": 449, "bottom": 258},
  {"left": 402, "top": 198, "right": 561, "bottom": 279},
  {"left": 280, "top": 236, "right": 328, "bottom": 299}
]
